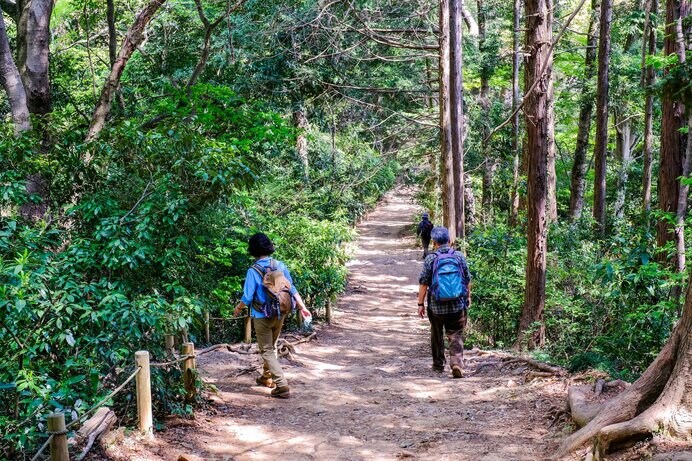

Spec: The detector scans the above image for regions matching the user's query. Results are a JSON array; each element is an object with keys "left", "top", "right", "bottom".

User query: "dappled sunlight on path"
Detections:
[{"left": 111, "top": 187, "right": 564, "bottom": 461}]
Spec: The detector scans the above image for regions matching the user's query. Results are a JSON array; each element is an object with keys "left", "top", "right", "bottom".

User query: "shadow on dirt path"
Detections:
[{"left": 98, "top": 187, "right": 569, "bottom": 461}]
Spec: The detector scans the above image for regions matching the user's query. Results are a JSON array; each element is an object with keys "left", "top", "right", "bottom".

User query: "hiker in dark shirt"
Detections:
[
  {"left": 417, "top": 226, "right": 471, "bottom": 378},
  {"left": 416, "top": 212, "right": 434, "bottom": 258}
]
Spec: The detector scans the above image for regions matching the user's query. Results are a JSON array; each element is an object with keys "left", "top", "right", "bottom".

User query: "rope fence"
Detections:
[
  {"left": 27, "top": 306, "right": 322, "bottom": 460},
  {"left": 29, "top": 343, "right": 201, "bottom": 461}
]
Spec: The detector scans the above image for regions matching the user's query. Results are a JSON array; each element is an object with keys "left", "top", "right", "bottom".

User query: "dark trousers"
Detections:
[
  {"left": 422, "top": 238, "right": 431, "bottom": 257},
  {"left": 427, "top": 308, "right": 467, "bottom": 370}
]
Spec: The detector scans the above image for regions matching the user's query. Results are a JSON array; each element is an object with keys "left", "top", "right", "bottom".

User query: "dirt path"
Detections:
[{"left": 100, "top": 187, "right": 568, "bottom": 461}]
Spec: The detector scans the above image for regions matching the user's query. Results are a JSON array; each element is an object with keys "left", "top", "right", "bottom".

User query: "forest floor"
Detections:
[{"left": 91, "top": 187, "right": 691, "bottom": 461}]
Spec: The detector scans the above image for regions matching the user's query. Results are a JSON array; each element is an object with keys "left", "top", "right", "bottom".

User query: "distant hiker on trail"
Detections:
[
  {"left": 233, "top": 232, "right": 311, "bottom": 399},
  {"left": 416, "top": 212, "right": 434, "bottom": 257},
  {"left": 417, "top": 226, "right": 471, "bottom": 378}
]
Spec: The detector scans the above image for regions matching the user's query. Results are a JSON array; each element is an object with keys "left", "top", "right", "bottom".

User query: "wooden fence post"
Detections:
[
  {"left": 244, "top": 314, "right": 252, "bottom": 343},
  {"left": 182, "top": 342, "right": 196, "bottom": 402},
  {"left": 326, "top": 299, "right": 333, "bottom": 325},
  {"left": 47, "top": 412, "right": 69, "bottom": 461},
  {"left": 165, "top": 334, "right": 175, "bottom": 354},
  {"left": 134, "top": 351, "right": 153, "bottom": 435},
  {"left": 204, "top": 311, "right": 210, "bottom": 344}
]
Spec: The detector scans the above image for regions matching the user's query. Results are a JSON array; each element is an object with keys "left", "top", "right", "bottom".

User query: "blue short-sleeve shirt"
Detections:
[{"left": 241, "top": 257, "right": 298, "bottom": 318}]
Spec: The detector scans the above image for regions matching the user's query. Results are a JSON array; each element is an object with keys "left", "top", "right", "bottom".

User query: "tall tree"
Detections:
[
  {"left": 17, "top": 0, "right": 54, "bottom": 116},
  {"left": 86, "top": 0, "right": 168, "bottom": 143},
  {"left": 478, "top": 0, "right": 496, "bottom": 221},
  {"left": 439, "top": 0, "right": 457, "bottom": 242},
  {"left": 509, "top": 0, "right": 522, "bottom": 228},
  {"left": 516, "top": 0, "right": 552, "bottom": 349},
  {"left": 450, "top": 0, "right": 465, "bottom": 240},
  {"left": 657, "top": 0, "right": 687, "bottom": 261},
  {"left": 613, "top": 110, "right": 633, "bottom": 220},
  {"left": 641, "top": 0, "right": 658, "bottom": 215},
  {"left": 592, "top": 0, "right": 613, "bottom": 235},
  {"left": 568, "top": 0, "right": 599, "bottom": 222},
  {"left": 0, "top": 9, "right": 31, "bottom": 133},
  {"left": 545, "top": 0, "right": 557, "bottom": 223}
]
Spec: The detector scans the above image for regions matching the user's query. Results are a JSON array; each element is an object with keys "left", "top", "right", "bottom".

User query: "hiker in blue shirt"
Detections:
[
  {"left": 416, "top": 212, "right": 434, "bottom": 258},
  {"left": 233, "top": 233, "right": 310, "bottom": 399},
  {"left": 417, "top": 226, "right": 471, "bottom": 378}
]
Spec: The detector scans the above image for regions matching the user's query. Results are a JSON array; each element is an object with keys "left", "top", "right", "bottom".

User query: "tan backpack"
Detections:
[{"left": 251, "top": 259, "right": 295, "bottom": 316}]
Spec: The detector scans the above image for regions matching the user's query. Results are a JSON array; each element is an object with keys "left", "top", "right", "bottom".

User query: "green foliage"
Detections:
[
  {"left": 0, "top": 80, "right": 395, "bottom": 457},
  {"left": 464, "top": 216, "right": 680, "bottom": 381}
]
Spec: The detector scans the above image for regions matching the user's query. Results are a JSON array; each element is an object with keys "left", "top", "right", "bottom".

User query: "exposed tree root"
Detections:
[
  {"left": 501, "top": 356, "right": 565, "bottom": 375},
  {"left": 567, "top": 384, "right": 606, "bottom": 428},
  {"left": 555, "top": 278, "right": 692, "bottom": 460},
  {"left": 554, "top": 337, "right": 676, "bottom": 459}
]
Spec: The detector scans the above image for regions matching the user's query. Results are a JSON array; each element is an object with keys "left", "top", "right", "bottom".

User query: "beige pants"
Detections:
[{"left": 253, "top": 314, "right": 288, "bottom": 388}]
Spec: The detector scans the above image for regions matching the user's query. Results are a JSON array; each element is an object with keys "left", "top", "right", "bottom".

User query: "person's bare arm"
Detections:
[{"left": 417, "top": 284, "right": 428, "bottom": 318}]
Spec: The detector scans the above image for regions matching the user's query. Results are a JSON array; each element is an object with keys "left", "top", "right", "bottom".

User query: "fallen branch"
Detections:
[{"left": 68, "top": 407, "right": 117, "bottom": 461}]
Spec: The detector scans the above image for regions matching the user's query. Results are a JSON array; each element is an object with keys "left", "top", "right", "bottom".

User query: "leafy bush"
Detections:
[
  {"left": 462, "top": 214, "right": 679, "bottom": 381},
  {"left": 0, "top": 84, "right": 396, "bottom": 458}
]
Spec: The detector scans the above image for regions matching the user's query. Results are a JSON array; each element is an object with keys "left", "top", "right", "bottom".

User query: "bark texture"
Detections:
[
  {"left": 17, "top": 0, "right": 54, "bottom": 116},
  {"left": 460, "top": 0, "right": 478, "bottom": 36},
  {"left": 86, "top": 0, "right": 167, "bottom": 144},
  {"left": 545, "top": 0, "right": 557, "bottom": 223},
  {"left": 592, "top": 0, "right": 612, "bottom": 236},
  {"left": 450, "top": 0, "right": 465, "bottom": 241},
  {"left": 516, "top": 0, "right": 551, "bottom": 350},
  {"left": 478, "top": 0, "right": 493, "bottom": 223},
  {"left": 439, "top": 0, "right": 457, "bottom": 242},
  {"left": 641, "top": 0, "right": 658, "bottom": 215},
  {"left": 614, "top": 114, "right": 632, "bottom": 220},
  {"left": 568, "top": 0, "right": 599, "bottom": 222},
  {"left": 509, "top": 0, "right": 522, "bottom": 228},
  {"left": 656, "top": 0, "right": 688, "bottom": 256},
  {"left": 107, "top": 0, "right": 117, "bottom": 68},
  {"left": 293, "top": 106, "right": 310, "bottom": 179},
  {"left": 0, "top": 11, "right": 31, "bottom": 133}
]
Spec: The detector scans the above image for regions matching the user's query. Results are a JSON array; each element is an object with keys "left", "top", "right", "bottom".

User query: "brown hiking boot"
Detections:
[
  {"left": 452, "top": 366, "right": 463, "bottom": 379},
  {"left": 255, "top": 376, "right": 275, "bottom": 388},
  {"left": 270, "top": 386, "right": 290, "bottom": 399}
]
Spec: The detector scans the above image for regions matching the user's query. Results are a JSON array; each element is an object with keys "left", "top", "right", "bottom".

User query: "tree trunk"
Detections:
[
  {"left": 675, "top": 115, "right": 692, "bottom": 285},
  {"left": 460, "top": 0, "right": 478, "bottom": 36},
  {"left": 592, "top": 0, "right": 613, "bottom": 236},
  {"left": 107, "top": 0, "right": 117, "bottom": 68},
  {"left": 509, "top": 0, "right": 522, "bottom": 228},
  {"left": 16, "top": 0, "right": 53, "bottom": 116},
  {"left": 0, "top": 12, "right": 31, "bottom": 133},
  {"left": 464, "top": 173, "right": 476, "bottom": 228},
  {"left": 614, "top": 114, "right": 632, "bottom": 220},
  {"left": 439, "top": 0, "right": 457, "bottom": 243},
  {"left": 86, "top": 0, "right": 167, "bottom": 144},
  {"left": 516, "top": 0, "right": 551, "bottom": 350},
  {"left": 546, "top": 0, "right": 557, "bottom": 223},
  {"left": 641, "top": 0, "right": 658, "bottom": 215},
  {"left": 293, "top": 105, "right": 310, "bottom": 179},
  {"left": 657, "top": 0, "right": 688, "bottom": 263},
  {"left": 568, "top": 0, "right": 599, "bottom": 222},
  {"left": 555, "top": 278, "right": 692, "bottom": 458},
  {"left": 478, "top": 0, "right": 493, "bottom": 223},
  {"left": 450, "top": 0, "right": 465, "bottom": 241},
  {"left": 672, "top": 10, "right": 691, "bottom": 305}
]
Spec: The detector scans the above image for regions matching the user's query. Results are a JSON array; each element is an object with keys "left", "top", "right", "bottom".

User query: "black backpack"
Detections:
[{"left": 421, "top": 220, "right": 434, "bottom": 239}]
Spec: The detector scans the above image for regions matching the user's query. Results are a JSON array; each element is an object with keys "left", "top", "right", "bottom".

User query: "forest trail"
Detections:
[{"left": 99, "top": 187, "right": 568, "bottom": 461}]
